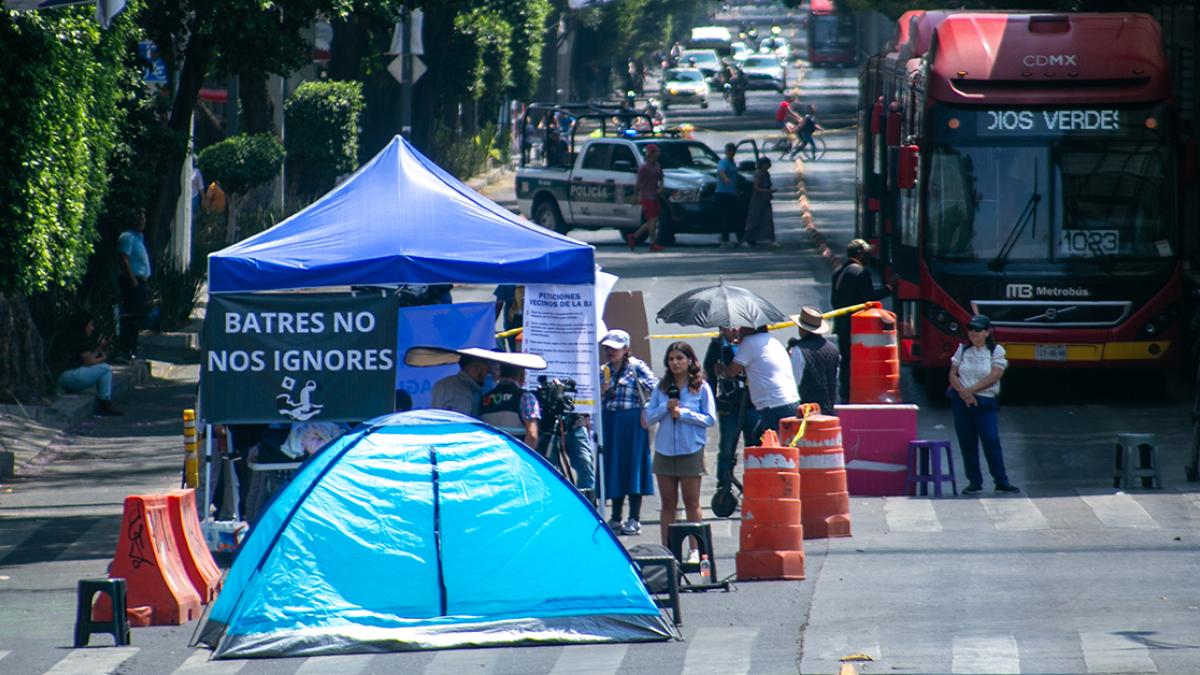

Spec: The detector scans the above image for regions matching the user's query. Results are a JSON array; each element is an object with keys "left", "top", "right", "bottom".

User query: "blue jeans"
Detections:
[
  {"left": 950, "top": 394, "right": 1010, "bottom": 487},
  {"left": 753, "top": 401, "right": 799, "bottom": 448},
  {"left": 58, "top": 364, "right": 113, "bottom": 399},
  {"left": 539, "top": 419, "right": 595, "bottom": 491},
  {"left": 717, "top": 396, "right": 759, "bottom": 489}
]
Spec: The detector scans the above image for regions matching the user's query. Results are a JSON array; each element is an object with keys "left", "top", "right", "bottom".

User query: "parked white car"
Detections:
[
  {"left": 740, "top": 55, "right": 787, "bottom": 92},
  {"left": 660, "top": 68, "right": 709, "bottom": 109}
]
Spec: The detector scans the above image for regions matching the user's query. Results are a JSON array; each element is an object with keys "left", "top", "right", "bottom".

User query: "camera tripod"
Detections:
[{"left": 539, "top": 414, "right": 576, "bottom": 486}]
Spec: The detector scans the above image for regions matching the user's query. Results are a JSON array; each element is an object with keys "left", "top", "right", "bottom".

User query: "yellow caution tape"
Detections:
[
  {"left": 840, "top": 653, "right": 875, "bottom": 662},
  {"left": 787, "top": 403, "right": 823, "bottom": 447}
]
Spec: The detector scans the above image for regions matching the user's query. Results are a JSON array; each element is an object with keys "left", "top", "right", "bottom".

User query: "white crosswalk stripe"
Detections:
[
  {"left": 1080, "top": 631, "right": 1158, "bottom": 673},
  {"left": 951, "top": 635, "right": 1019, "bottom": 674},
  {"left": 682, "top": 627, "right": 757, "bottom": 674},
  {"left": 1079, "top": 492, "right": 1159, "bottom": 529},
  {"left": 884, "top": 498, "right": 942, "bottom": 532},
  {"left": 424, "top": 648, "right": 496, "bottom": 675},
  {"left": 171, "top": 650, "right": 245, "bottom": 673},
  {"left": 44, "top": 647, "right": 139, "bottom": 675},
  {"left": 0, "top": 650, "right": 9, "bottom": 663},
  {"left": 293, "top": 653, "right": 377, "bottom": 674},
  {"left": 980, "top": 497, "right": 1050, "bottom": 531},
  {"left": 550, "top": 644, "right": 628, "bottom": 674}
]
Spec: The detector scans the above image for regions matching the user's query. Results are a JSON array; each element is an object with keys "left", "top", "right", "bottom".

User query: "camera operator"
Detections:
[
  {"left": 703, "top": 327, "right": 759, "bottom": 496},
  {"left": 534, "top": 375, "right": 596, "bottom": 496},
  {"left": 480, "top": 363, "right": 540, "bottom": 447}
]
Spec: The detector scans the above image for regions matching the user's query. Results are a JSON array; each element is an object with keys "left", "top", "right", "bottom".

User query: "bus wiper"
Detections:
[{"left": 988, "top": 192, "right": 1041, "bottom": 272}]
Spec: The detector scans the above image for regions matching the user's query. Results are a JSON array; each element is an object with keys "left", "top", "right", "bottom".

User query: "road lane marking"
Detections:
[
  {"left": 45, "top": 647, "right": 138, "bottom": 675},
  {"left": 0, "top": 650, "right": 9, "bottom": 663},
  {"left": 424, "top": 649, "right": 496, "bottom": 675},
  {"left": 293, "top": 654, "right": 376, "bottom": 674},
  {"left": 683, "top": 627, "right": 757, "bottom": 674},
  {"left": 171, "top": 650, "right": 245, "bottom": 673},
  {"left": 550, "top": 644, "right": 627, "bottom": 674},
  {"left": 1079, "top": 492, "right": 1159, "bottom": 529},
  {"left": 980, "top": 497, "right": 1050, "bottom": 530},
  {"left": 1080, "top": 631, "right": 1158, "bottom": 673},
  {"left": 884, "top": 499, "right": 942, "bottom": 532},
  {"left": 951, "top": 635, "right": 1019, "bottom": 674}
]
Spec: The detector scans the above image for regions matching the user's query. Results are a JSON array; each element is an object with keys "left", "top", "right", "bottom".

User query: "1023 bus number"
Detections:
[{"left": 1058, "top": 229, "right": 1119, "bottom": 256}]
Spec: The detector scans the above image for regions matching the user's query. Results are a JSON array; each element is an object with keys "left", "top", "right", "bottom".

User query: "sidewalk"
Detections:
[{"left": 0, "top": 322, "right": 203, "bottom": 483}]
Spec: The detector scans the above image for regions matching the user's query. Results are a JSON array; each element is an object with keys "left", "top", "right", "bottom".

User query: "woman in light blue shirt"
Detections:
[{"left": 644, "top": 342, "right": 716, "bottom": 550}]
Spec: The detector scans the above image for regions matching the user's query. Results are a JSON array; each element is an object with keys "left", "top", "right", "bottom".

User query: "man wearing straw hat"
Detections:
[{"left": 787, "top": 306, "right": 840, "bottom": 417}]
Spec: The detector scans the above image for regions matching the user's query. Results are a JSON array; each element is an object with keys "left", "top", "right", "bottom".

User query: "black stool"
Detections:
[
  {"left": 74, "top": 578, "right": 130, "bottom": 647},
  {"left": 632, "top": 555, "right": 682, "bottom": 626},
  {"left": 667, "top": 522, "right": 716, "bottom": 576}
]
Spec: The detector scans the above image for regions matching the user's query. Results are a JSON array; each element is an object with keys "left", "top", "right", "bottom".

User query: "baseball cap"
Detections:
[
  {"left": 600, "top": 329, "right": 631, "bottom": 349},
  {"left": 967, "top": 315, "right": 991, "bottom": 331}
]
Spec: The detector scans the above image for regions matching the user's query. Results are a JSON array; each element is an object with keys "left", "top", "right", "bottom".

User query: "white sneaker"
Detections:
[
  {"left": 621, "top": 518, "right": 642, "bottom": 535},
  {"left": 686, "top": 549, "right": 700, "bottom": 564}
]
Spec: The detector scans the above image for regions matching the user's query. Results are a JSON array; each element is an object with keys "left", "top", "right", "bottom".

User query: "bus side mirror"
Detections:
[
  {"left": 897, "top": 145, "right": 919, "bottom": 189},
  {"left": 886, "top": 111, "right": 903, "bottom": 147}
]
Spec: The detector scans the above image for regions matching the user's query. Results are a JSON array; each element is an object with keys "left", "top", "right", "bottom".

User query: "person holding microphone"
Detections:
[{"left": 643, "top": 342, "right": 715, "bottom": 555}]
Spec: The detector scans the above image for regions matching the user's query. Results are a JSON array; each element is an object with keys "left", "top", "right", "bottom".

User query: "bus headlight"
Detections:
[{"left": 1140, "top": 308, "right": 1175, "bottom": 337}]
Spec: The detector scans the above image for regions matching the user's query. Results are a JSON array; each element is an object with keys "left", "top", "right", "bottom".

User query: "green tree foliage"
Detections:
[
  {"left": 284, "top": 81, "right": 366, "bottom": 198},
  {"left": 0, "top": 8, "right": 135, "bottom": 294},
  {"left": 138, "top": 0, "right": 353, "bottom": 257},
  {"left": 197, "top": 134, "right": 286, "bottom": 196},
  {"left": 500, "top": 0, "right": 552, "bottom": 100}
]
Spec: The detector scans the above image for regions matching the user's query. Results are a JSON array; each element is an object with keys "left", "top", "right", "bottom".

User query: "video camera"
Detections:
[{"left": 534, "top": 375, "right": 577, "bottom": 431}]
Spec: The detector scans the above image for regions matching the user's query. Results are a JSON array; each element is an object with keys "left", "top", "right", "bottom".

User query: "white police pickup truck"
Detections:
[{"left": 516, "top": 134, "right": 758, "bottom": 238}]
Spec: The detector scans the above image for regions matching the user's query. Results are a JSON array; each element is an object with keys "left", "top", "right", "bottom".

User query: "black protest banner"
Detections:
[{"left": 201, "top": 293, "right": 399, "bottom": 424}]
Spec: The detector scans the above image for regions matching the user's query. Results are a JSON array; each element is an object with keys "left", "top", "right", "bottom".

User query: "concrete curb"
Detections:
[
  {"left": 466, "top": 163, "right": 512, "bottom": 193},
  {"left": 0, "top": 360, "right": 151, "bottom": 477}
]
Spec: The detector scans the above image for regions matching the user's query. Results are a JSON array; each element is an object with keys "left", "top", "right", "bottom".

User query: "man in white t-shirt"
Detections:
[{"left": 724, "top": 326, "right": 800, "bottom": 445}]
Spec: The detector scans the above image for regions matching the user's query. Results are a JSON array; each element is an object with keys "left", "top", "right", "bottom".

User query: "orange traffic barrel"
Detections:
[
  {"left": 850, "top": 306, "right": 900, "bottom": 403},
  {"left": 736, "top": 430, "right": 806, "bottom": 581},
  {"left": 780, "top": 414, "right": 852, "bottom": 539}
]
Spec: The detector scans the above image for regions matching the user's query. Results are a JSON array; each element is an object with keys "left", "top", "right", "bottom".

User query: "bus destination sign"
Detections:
[{"left": 939, "top": 108, "right": 1155, "bottom": 138}]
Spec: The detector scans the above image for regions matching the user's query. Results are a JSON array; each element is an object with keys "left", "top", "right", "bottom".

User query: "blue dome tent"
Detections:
[{"left": 194, "top": 410, "right": 675, "bottom": 659}]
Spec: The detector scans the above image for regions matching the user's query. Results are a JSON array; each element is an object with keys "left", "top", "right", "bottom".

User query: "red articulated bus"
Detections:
[
  {"left": 857, "top": 12, "right": 1182, "bottom": 395},
  {"left": 807, "top": 0, "right": 857, "bottom": 67}
]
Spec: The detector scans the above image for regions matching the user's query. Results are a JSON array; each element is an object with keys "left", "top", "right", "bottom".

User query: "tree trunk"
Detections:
[
  {"left": 239, "top": 72, "right": 274, "bottom": 135},
  {"left": 225, "top": 193, "right": 240, "bottom": 244},
  {"left": 0, "top": 293, "right": 50, "bottom": 404},
  {"left": 147, "top": 34, "right": 215, "bottom": 261}
]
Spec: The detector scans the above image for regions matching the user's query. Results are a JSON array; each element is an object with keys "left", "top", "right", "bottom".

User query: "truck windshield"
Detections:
[
  {"left": 639, "top": 142, "right": 720, "bottom": 170},
  {"left": 926, "top": 141, "right": 1174, "bottom": 262}
]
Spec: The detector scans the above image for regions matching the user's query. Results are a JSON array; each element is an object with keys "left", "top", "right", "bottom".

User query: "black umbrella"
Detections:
[{"left": 656, "top": 284, "right": 788, "bottom": 329}]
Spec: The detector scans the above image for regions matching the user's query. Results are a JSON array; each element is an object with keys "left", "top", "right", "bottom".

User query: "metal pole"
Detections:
[
  {"left": 202, "top": 424, "right": 213, "bottom": 518},
  {"left": 400, "top": 4, "right": 413, "bottom": 137}
]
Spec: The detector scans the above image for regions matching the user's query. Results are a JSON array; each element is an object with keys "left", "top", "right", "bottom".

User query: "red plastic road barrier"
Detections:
[
  {"left": 780, "top": 414, "right": 852, "bottom": 539},
  {"left": 850, "top": 307, "right": 900, "bottom": 403},
  {"left": 95, "top": 494, "right": 202, "bottom": 625},
  {"left": 736, "top": 430, "right": 806, "bottom": 581},
  {"left": 167, "top": 488, "right": 222, "bottom": 603}
]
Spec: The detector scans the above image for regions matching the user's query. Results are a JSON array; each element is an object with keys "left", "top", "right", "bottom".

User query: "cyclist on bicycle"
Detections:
[{"left": 790, "top": 104, "right": 823, "bottom": 160}]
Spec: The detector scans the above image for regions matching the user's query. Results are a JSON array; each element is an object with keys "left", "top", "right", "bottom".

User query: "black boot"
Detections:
[{"left": 95, "top": 399, "right": 124, "bottom": 417}]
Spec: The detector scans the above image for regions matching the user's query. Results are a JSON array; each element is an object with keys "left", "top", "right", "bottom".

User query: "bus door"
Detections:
[{"left": 570, "top": 143, "right": 617, "bottom": 225}]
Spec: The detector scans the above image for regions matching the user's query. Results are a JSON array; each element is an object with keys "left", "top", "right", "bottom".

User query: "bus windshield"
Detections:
[
  {"left": 811, "top": 15, "right": 853, "bottom": 52},
  {"left": 926, "top": 141, "right": 1173, "bottom": 262}
]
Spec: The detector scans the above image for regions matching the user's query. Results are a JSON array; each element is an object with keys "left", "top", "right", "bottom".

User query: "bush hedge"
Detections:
[{"left": 284, "top": 80, "right": 364, "bottom": 199}]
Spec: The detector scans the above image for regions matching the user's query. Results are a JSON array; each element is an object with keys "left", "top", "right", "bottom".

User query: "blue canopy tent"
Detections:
[
  {"left": 194, "top": 410, "right": 675, "bottom": 658},
  {"left": 207, "top": 135, "right": 594, "bottom": 292}
]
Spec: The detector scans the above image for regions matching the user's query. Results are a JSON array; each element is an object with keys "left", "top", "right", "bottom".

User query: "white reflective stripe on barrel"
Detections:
[
  {"left": 797, "top": 452, "right": 845, "bottom": 470},
  {"left": 793, "top": 433, "right": 843, "bottom": 448},
  {"left": 850, "top": 333, "right": 897, "bottom": 347},
  {"left": 745, "top": 453, "right": 797, "bottom": 469}
]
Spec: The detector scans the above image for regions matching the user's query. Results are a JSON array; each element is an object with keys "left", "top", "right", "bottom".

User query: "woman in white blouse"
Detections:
[{"left": 948, "top": 315, "right": 1019, "bottom": 495}]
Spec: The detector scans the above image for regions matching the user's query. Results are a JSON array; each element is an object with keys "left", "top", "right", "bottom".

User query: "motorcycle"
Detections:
[{"left": 725, "top": 82, "right": 746, "bottom": 116}]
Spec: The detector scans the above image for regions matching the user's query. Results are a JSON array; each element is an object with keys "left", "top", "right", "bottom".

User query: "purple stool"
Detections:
[{"left": 905, "top": 440, "right": 958, "bottom": 497}]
